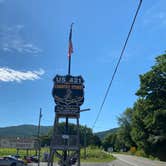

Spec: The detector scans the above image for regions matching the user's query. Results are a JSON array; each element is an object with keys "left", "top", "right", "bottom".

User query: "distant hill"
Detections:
[
  {"left": 0, "top": 125, "right": 52, "bottom": 138},
  {"left": 95, "top": 128, "right": 119, "bottom": 140},
  {"left": 0, "top": 124, "right": 118, "bottom": 140}
]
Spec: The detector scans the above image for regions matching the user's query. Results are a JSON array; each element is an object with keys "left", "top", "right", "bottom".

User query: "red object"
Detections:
[{"left": 68, "top": 24, "right": 74, "bottom": 57}]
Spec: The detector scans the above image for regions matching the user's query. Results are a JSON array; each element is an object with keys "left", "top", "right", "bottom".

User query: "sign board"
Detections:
[
  {"left": 52, "top": 75, "right": 84, "bottom": 108},
  {"left": 107, "top": 147, "right": 113, "bottom": 152},
  {"left": 62, "top": 135, "right": 69, "bottom": 139},
  {"left": 0, "top": 138, "right": 38, "bottom": 149}
]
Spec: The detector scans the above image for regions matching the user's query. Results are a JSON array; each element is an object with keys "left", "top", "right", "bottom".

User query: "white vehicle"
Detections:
[{"left": 0, "top": 156, "right": 25, "bottom": 166}]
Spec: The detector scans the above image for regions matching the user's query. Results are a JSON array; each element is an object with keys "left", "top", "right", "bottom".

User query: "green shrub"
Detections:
[
  {"left": 135, "top": 149, "right": 147, "bottom": 157},
  {"left": 130, "top": 147, "right": 136, "bottom": 154}
]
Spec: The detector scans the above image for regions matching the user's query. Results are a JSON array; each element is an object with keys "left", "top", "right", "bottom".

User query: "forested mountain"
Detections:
[
  {"left": 0, "top": 124, "right": 116, "bottom": 139},
  {"left": 0, "top": 124, "right": 103, "bottom": 147},
  {"left": 0, "top": 125, "right": 52, "bottom": 137},
  {"left": 95, "top": 128, "right": 118, "bottom": 140}
]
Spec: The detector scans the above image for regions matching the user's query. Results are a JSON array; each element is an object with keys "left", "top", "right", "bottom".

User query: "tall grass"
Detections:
[{"left": 80, "top": 146, "right": 115, "bottom": 162}]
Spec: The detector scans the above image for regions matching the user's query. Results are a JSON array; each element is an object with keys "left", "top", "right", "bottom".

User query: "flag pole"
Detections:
[
  {"left": 68, "top": 54, "right": 71, "bottom": 75},
  {"left": 68, "top": 23, "right": 74, "bottom": 75}
]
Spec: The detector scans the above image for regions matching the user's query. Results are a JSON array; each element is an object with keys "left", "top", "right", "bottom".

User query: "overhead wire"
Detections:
[{"left": 92, "top": 0, "right": 143, "bottom": 129}]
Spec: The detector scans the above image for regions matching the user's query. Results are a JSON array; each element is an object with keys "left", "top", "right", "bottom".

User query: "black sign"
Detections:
[
  {"left": 52, "top": 75, "right": 84, "bottom": 107},
  {"left": 55, "top": 105, "right": 80, "bottom": 117}
]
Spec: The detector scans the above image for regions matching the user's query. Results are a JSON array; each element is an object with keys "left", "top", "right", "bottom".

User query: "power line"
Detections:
[{"left": 92, "top": 0, "right": 143, "bottom": 129}]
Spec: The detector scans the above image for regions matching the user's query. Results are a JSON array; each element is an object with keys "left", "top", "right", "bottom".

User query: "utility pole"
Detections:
[{"left": 38, "top": 108, "right": 42, "bottom": 166}]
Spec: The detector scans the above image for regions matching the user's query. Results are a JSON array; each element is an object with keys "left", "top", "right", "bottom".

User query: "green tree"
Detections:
[
  {"left": 117, "top": 108, "right": 135, "bottom": 150},
  {"left": 102, "top": 133, "right": 117, "bottom": 151},
  {"left": 90, "top": 135, "right": 102, "bottom": 147},
  {"left": 102, "top": 132, "right": 124, "bottom": 151},
  {"left": 131, "top": 99, "right": 151, "bottom": 152},
  {"left": 40, "top": 123, "right": 101, "bottom": 147},
  {"left": 40, "top": 135, "right": 51, "bottom": 146},
  {"left": 131, "top": 54, "right": 166, "bottom": 160},
  {"left": 136, "top": 54, "right": 166, "bottom": 109}
]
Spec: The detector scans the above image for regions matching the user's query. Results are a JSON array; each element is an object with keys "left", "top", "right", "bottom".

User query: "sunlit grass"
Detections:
[
  {"left": 80, "top": 146, "right": 115, "bottom": 162},
  {"left": 0, "top": 146, "right": 115, "bottom": 163}
]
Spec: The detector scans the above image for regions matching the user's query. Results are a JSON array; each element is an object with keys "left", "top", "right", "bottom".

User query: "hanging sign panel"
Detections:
[{"left": 52, "top": 75, "right": 84, "bottom": 107}]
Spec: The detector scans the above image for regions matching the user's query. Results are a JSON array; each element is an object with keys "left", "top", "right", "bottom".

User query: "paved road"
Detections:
[
  {"left": 28, "top": 163, "right": 114, "bottom": 166},
  {"left": 27, "top": 163, "right": 107, "bottom": 166},
  {"left": 112, "top": 154, "right": 166, "bottom": 166},
  {"left": 28, "top": 154, "right": 166, "bottom": 166}
]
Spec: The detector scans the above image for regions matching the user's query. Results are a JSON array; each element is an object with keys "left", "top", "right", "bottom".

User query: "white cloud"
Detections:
[
  {"left": 0, "top": 25, "right": 42, "bottom": 54},
  {"left": 0, "top": 67, "right": 45, "bottom": 82}
]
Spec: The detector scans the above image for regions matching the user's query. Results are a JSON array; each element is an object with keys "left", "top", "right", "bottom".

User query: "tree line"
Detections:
[
  {"left": 40, "top": 123, "right": 101, "bottom": 148},
  {"left": 102, "top": 53, "right": 166, "bottom": 161}
]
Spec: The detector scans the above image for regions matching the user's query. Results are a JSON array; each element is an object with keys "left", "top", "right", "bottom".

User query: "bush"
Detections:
[
  {"left": 135, "top": 149, "right": 147, "bottom": 157},
  {"left": 130, "top": 147, "right": 136, "bottom": 154}
]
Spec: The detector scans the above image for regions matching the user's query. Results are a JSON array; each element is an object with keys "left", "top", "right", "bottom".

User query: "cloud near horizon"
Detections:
[
  {"left": 0, "top": 67, "right": 45, "bottom": 82},
  {"left": 0, "top": 25, "right": 42, "bottom": 54}
]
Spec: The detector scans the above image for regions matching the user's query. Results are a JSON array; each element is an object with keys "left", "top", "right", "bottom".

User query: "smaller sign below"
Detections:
[
  {"left": 56, "top": 105, "right": 80, "bottom": 111},
  {"left": 62, "top": 135, "right": 69, "bottom": 139},
  {"left": 55, "top": 105, "right": 80, "bottom": 117},
  {"left": 107, "top": 147, "right": 113, "bottom": 153}
]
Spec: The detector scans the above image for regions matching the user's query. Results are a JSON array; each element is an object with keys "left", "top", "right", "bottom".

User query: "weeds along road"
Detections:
[{"left": 28, "top": 154, "right": 166, "bottom": 166}]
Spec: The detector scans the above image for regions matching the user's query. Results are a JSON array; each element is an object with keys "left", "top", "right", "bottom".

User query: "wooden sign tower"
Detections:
[{"left": 48, "top": 25, "right": 85, "bottom": 166}]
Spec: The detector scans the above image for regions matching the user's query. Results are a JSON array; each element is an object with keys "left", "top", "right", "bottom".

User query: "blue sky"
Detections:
[{"left": 0, "top": 0, "right": 165, "bottom": 132}]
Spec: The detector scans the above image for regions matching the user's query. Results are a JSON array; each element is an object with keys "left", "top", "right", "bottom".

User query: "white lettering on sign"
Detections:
[
  {"left": 69, "top": 77, "right": 74, "bottom": 83},
  {"left": 62, "top": 135, "right": 69, "bottom": 139},
  {"left": 56, "top": 76, "right": 66, "bottom": 83},
  {"left": 55, "top": 76, "right": 83, "bottom": 84}
]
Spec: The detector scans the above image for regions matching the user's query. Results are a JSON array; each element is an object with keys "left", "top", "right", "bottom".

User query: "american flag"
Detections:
[{"left": 68, "top": 24, "right": 73, "bottom": 57}]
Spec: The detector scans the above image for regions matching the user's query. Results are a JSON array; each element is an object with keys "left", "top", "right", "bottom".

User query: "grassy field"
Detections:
[
  {"left": 0, "top": 148, "right": 48, "bottom": 157},
  {"left": 0, "top": 147, "right": 115, "bottom": 163},
  {"left": 80, "top": 147, "right": 115, "bottom": 162}
]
